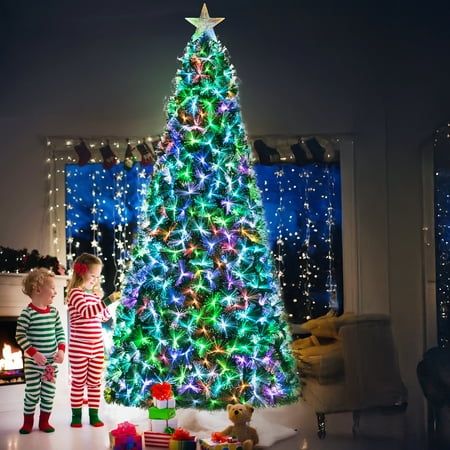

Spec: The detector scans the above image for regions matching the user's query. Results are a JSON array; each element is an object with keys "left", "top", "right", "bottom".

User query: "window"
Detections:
[{"left": 48, "top": 134, "right": 357, "bottom": 321}]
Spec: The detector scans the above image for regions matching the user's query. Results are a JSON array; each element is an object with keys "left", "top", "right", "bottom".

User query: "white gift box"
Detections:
[
  {"left": 154, "top": 397, "right": 176, "bottom": 409},
  {"left": 150, "top": 417, "right": 177, "bottom": 433}
]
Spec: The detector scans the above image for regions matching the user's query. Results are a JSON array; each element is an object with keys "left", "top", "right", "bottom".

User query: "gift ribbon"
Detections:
[
  {"left": 211, "top": 432, "right": 229, "bottom": 443},
  {"left": 172, "top": 428, "right": 195, "bottom": 441}
]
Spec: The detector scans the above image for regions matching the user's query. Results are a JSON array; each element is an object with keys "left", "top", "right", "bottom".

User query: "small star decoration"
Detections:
[{"left": 185, "top": 3, "right": 224, "bottom": 41}]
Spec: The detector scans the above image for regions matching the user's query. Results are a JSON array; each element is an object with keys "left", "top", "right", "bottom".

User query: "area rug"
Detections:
[{"left": 177, "top": 408, "right": 298, "bottom": 447}]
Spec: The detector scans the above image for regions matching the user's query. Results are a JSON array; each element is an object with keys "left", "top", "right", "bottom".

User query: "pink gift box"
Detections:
[{"left": 109, "top": 421, "right": 142, "bottom": 450}]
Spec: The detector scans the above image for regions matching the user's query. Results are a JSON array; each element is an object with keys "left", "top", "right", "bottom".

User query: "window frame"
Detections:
[{"left": 46, "top": 134, "right": 359, "bottom": 315}]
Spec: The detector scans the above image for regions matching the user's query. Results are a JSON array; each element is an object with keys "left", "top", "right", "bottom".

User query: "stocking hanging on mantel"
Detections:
[
  {"left": 136, "top": 139, "right": 155, "bottom": 166},
  {"left": 74, "top": 140, "right": 91, "bottom": 166},
  {"left": 100, "top": 141, "right": 118, "bottom": 170},
  {"left": 124, "top": 140, "right": 137, "bottom": 170},
  {"left": 104, "top": 4, "right": 300, "bottom": 411}
]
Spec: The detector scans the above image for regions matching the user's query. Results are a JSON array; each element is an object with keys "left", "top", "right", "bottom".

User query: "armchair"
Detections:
[{"left": 291, "top": 313, "right": 407, "bottom": 438}]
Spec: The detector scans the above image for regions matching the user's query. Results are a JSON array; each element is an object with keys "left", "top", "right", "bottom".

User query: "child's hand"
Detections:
[
  {"left": 54, "top": 349, "right": 65, "bottom": 364},
  {"left": 108, "top": 291, "right": 122, "bottom": 303},
  {"left": 102, "top": 291, "right": 121, "bottom": 306},
  {"left": 33, "top": 352, "right": 47, "bottom": 366}
]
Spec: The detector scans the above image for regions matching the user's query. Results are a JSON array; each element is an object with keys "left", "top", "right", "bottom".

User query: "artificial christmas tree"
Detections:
[{"left": 104, "top": 4, "right": 299, "bottom": 410}]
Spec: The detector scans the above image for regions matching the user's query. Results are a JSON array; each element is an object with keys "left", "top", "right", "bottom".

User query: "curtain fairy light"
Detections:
[{"left": 433, "top": 122, "right": 450, "bottom": 348}]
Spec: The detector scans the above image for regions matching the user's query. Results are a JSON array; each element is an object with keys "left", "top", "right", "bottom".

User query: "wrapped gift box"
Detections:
[
  {"left": 168, "top": 428, "right": 196, "bottom": 450},
  {"left": 150, "top": 382, "right": 174, "bottom": 409},
  {"left": 168, "top": 439, "right": 196, "bottom": 450},
  {"left": 150, "top": 417, "right": 177, "bottom": 433},
  {"left": 169, "top": 428, "right": 197, "bottom": 450},
  {"left": 199, "top": 438, "right": 243, "bottom": 450},
  {"left": 109, "top": 435, "right": 142, "bottom": 450},
  {"left": 154, "top": 397, "right": 176, "bottom": 409},
  {"left": 109, "top": 422, "right": 142, "bottom": 450},
  {"left": 144, "top": 431, "right": 172, "bottom": 448}
]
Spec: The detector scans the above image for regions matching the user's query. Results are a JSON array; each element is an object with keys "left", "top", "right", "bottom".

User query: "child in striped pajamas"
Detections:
[
  {"left": 16, "top": 268, "right": 66, "bottom": 434},
  {"left": 67, "top": 253, "right": 120, "bottom": 428}
]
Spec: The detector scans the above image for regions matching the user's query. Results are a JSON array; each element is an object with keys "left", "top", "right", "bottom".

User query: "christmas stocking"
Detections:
[
  {"left": 253, "top": 139, "right": 280, "bottom": 165},
  {"left": 304, "top": 137, "right": 325, "bottom": 162},
  {"left": 99, "top": 142, "right": 118, "bottom": 170},
  {"left": 290, "top": 141, "right": 309, "bottom": 165},
  {"left": 124, "top": 141, "right": 136, "bottom": 170},
  {"left": 74, "top": 140, "right": 91, "bottom": 166},
  {"left": 136, "top": 140, "right": 155, "bottom": 166}
]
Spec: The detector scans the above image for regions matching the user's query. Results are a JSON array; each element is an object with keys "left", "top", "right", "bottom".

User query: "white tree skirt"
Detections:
[
  {"left": 106, "top": 403, "right": 298, "bottom": 448},
  {"left": 177, "top": 408, "right": 298, "bottom": 447}
]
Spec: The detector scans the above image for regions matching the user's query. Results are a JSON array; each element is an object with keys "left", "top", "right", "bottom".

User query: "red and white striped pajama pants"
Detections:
[{"left": 69, "top": 340, "right": 104, "bottom": 409}]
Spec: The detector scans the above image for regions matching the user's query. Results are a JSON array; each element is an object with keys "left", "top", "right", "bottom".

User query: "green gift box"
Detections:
[{"left": 148, "top": 406, "right": 176, "bottom": 420}]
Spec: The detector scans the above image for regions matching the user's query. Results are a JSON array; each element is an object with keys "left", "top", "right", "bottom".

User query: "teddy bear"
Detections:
[
  {"left": 41, "top": 364, "right": 56, "bottom": 383},
  {"left": 221, "top": 403, "right": 259, "bottom": 450}
]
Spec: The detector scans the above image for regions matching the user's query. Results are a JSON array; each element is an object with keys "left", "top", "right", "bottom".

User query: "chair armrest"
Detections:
[{"left": 290, "top": 323, "right": 310, "bottom": 334}]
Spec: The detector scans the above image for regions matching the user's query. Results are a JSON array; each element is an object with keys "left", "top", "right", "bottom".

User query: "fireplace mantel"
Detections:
[
  {"left": 0, "top": 273, "right": 69, "bottom": 412},
  {"left": 0, "top": 272, "right": 68, "bottom": 318}
]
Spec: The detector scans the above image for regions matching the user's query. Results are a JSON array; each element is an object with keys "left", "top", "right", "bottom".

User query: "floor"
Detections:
[{"left": 0, "top": 388, "right": 427, "bottom": 450}]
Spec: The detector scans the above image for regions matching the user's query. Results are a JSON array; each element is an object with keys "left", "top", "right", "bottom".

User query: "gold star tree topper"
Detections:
[{"left": 185, "top": 3, "right": 224, "bottom": 40}]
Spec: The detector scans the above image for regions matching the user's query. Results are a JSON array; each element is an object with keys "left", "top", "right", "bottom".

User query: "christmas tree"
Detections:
[{"left": 104, "top": 4, "right": 299, "bottom": 410}]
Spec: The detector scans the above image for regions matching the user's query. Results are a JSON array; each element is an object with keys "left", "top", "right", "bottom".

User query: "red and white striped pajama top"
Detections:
[{"left": 67, "top": 288, "right": 111, "bottom": 408}]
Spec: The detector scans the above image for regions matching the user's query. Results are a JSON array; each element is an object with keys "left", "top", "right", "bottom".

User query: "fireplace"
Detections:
[{"left": 0, "top": 317, "right": 25, "bottom": 385}]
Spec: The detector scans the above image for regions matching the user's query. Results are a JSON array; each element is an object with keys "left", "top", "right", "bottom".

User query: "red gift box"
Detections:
[{"left": 144, "top": 430, "right": 172, "bottom": 448}]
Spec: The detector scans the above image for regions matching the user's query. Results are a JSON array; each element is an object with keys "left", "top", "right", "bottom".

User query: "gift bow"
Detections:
[
  {"left": 151, "top": 382, "right": 173, "bottom": 400},
  {"left": 211, "top": 432, "right": 229, "bottom": 443},
  {"left": 172, "top": 428, "right": 195, "bottom": 441},
  {"left": 73, "top": 262, "right": 88, "bottom": 276},
  {"left": 111, "top": 421, "right": 137, "bottom": 437}
]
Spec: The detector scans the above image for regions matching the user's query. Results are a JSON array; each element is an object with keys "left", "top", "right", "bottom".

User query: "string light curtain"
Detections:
[
  {"left": 65, "top": 163, "right": 153, "bottom": 294},
  {"left": 254, "top": 163, "right": 342, "bottom": 323},
  {"left": 433, "top": 122, "right": 450, "bottom": 348},
  {"left": 64, "top": 159, "right": 342, "bottom": 321},
  {"left": 47, "top": 132, "right": 344, "bottom": 324}
]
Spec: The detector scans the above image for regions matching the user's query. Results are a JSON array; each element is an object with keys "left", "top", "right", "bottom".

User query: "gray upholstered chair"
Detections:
[{"left": 291, "top": 313, "right": 408, "bottom": 438}]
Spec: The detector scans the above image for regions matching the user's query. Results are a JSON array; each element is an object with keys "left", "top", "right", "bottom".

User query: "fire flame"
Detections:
[{"left": 0, "top": 344, "right": 23, "bottom": 371}]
